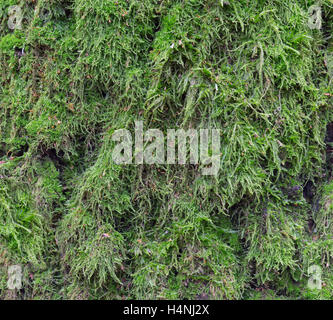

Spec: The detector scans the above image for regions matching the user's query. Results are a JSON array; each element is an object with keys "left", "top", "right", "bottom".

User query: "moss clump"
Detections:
[{"left": 0, "top": 0, "right": 332, "bottom": 299}]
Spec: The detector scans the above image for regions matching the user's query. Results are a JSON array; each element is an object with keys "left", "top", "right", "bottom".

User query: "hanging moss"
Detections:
[{"left": 0, "top": 0, "right": 332, "bottom": 299}]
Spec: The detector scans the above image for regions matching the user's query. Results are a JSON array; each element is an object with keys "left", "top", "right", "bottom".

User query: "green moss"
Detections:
[{"left": 0, "top": 0, "right": 332, "bottom": 299}]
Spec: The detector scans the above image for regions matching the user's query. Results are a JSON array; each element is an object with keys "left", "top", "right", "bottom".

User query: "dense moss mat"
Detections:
[{"left": 0, "top": 0, "right": 332, "bottom": 299}]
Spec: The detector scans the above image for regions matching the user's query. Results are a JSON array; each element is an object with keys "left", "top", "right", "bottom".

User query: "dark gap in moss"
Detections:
[
  {"left": 324, "top": 122, "right": 333, "bottom": 182},
  {"left": 322, "top": 6, "right": 333, "bottom": 48},
  {"left": 303, "top": 180, "right": 314, "bottom": 203},
  {"left": 39, "top": 147, "right": 65, "bottom": 167}
]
